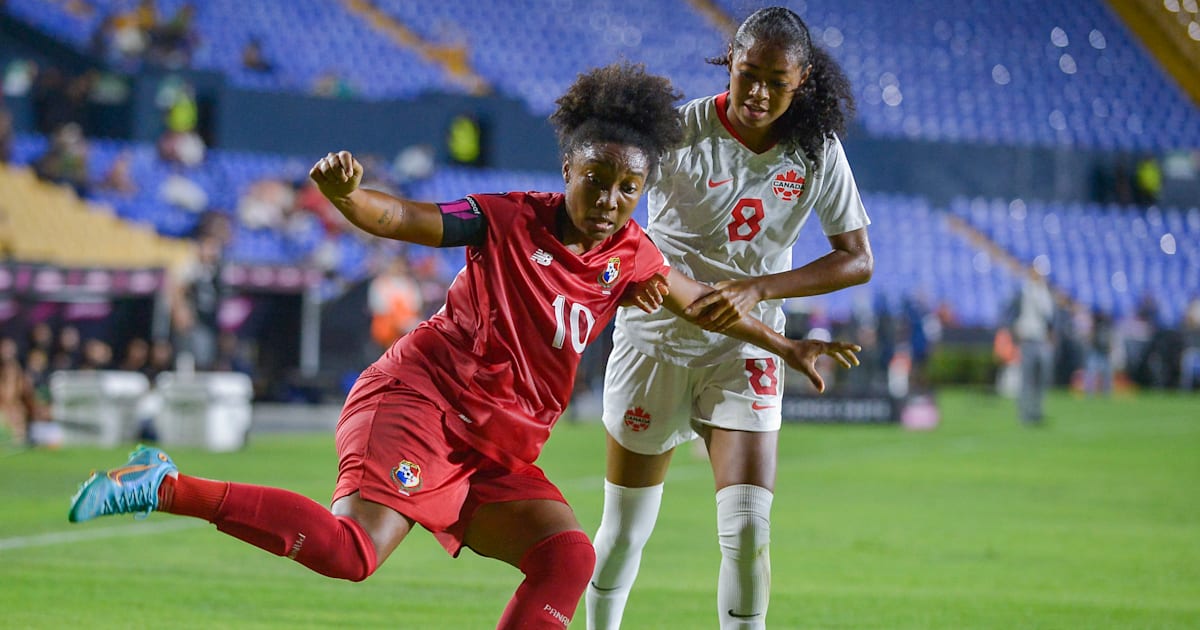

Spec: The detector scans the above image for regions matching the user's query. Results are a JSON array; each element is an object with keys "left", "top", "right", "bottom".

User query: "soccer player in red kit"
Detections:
[{"left": 67, "top": 63, "right": 859, "bottom": 629}]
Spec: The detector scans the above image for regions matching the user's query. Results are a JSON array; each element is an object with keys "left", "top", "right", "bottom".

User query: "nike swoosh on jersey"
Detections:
[
  {"left": 751, "top": 402, "right": 775, "bottom": 410},
  {"left": 707, "top": 177, "right": 734, "bottom": 188}
]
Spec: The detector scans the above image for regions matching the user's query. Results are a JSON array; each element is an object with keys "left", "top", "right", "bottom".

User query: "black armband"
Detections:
[{"left": 437, "top": 197, "right": 487, "bottom": 247}]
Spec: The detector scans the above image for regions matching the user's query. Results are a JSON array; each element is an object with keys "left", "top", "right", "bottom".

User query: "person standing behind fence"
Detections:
[
  {"left": 1013, "top": 269, "right": 1055, "bottom": 424},
  {"left": 171, "top": 234, "right": 225, "bottom": 370}
]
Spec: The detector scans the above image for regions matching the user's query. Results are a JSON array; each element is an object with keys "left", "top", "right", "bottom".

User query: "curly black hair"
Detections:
[
  {"left": 551, "top": 62, "right": 684, "bottom": 171},
  {"left": 709, "top": 6, "right": 855, "bottom": 168}
]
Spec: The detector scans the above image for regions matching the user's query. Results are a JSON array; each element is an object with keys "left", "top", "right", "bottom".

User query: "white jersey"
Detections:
[{"left": 618, "top": 92, "right": 871, "bottom": 366}]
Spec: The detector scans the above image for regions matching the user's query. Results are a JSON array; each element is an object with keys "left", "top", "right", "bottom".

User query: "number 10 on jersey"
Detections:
[{"left": 552, "top": 294, "right": 597, "bottom": 353}]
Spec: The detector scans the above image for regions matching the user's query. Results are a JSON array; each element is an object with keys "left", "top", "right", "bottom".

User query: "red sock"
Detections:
[
  {"left": 498, "top": 530, "right": 595, "bottom": 629},
  {"left": 161, "top": 476, "right": 377, "bottom": 582},
  {"left": 158, "top": 474, "right": 228, "bottom": 520}
]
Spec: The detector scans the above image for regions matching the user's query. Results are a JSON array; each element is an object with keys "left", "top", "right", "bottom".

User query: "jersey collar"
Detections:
[{"left": 715, "top": 91, "right": 779, "bottom": 154}]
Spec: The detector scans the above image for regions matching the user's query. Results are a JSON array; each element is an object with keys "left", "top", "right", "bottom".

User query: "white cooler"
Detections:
[
  {"left": 50, "top": 370, "right": 151, "bottom": 447},
  {"left": 155, "top": 372, "right": 254, "bottom": 452}
]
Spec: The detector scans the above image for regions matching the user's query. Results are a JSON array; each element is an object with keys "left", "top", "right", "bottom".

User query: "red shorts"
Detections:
[{"left": 332, "top": 365, "right": 567, "bottom": 556}]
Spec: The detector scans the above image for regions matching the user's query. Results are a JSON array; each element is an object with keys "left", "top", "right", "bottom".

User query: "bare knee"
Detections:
[{"left": 331, "top": 492, "right": 414, "bottom": 566}]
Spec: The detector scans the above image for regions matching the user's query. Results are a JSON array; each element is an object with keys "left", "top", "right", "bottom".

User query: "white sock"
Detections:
[
  {"left": 586, "top": 481, "right": 664, "bottom": 630},
  {"left": 716, "top": 484, "right": 774, "bottom": 629}
]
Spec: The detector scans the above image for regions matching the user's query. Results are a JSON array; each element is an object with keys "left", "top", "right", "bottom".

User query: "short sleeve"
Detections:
[
  {"left": 813, "top": 135, "right": 871, "bottom": 237},
  {"left": 629, "top": 230, "right": 671, "bottom": 282}
]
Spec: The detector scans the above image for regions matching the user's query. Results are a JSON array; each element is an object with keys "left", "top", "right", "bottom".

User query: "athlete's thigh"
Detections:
[
  {"left": 604, "top": 432, "right": 675, "bottom": 488},
  {"left": 463, "top": 499, "right": 584, "bottom": 568},
  {"left": 602, "top": 328, "right": 694, "bottom": 455},
  {"left": 693, "top": 356, "right": 784, "bottom": 491},
  {"left": 704, "top": 427, "right": 779, "bottom": 492}
]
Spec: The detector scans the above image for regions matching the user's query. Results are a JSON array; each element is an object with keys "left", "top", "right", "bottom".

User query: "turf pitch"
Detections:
[{"left": 1, "top": 388, "right": 1197, "bottom": 629}]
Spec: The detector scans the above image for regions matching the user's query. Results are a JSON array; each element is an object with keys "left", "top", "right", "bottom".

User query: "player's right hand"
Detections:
[
  {"left": 781, "top": 340, "right": 861, "bottom": 393},
  {"left": 310, "top": 150, "right": 363, "bottom": 201}
]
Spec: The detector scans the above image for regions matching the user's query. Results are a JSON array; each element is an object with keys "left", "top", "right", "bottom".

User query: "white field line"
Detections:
[{"left": 0, "top": 519, "right": 205, "bottom": 552}]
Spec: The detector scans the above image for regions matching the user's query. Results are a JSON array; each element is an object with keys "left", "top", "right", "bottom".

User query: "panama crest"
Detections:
[
  {"left": 599, "top": 256, "right": 621, "bottom": 288},
  {"left": 391, "top": 459, "right": 423, "bottom": 495}
]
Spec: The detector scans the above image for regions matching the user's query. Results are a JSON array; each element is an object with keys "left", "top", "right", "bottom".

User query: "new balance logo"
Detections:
[{"left": 531, "top": 249, "right": 554, "bottom": 266}]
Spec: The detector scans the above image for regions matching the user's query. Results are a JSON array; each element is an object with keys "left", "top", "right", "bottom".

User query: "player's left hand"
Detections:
[
  {"left": 684, "top": 278, "right": 762, "bottom": 332},
  {"left": 780, "top": 340, "right": 861, "bottom": 393},
  {"left": 620, "top": 273, "right": 669, "bottom": 313}
]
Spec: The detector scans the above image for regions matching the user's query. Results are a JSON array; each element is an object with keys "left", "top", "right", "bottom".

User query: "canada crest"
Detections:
[
  {"left": 599, "top": 257, "right": 621, "bottom": 288},
  {"left": 771, "top": 169, "right": 806, "bottom": 202},
  {"left": 391, "top": 459, "right": 423, "bottom": 495},
  {"left": 623, "top": 406, "right": 651, "bottom": 432}
]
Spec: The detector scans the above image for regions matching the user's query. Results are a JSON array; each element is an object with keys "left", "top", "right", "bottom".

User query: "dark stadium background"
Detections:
[{"left": 0, "top": 0, "right": 1196, "bottom": 435}]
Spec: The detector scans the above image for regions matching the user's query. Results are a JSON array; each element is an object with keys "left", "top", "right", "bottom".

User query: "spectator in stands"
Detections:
[
  {"left": 1013, "top": 269, "right": 1055, "bottom": 424},
  {"left": 312, "top": 71, "right": 356, "bottom": 99},
  {"left": 171, "top": 235, "right": 225, "bottom": 371},
  {"left": 367, "top": 255, "right": 423, "bottom": 350},
  {"left": 34, "top": 123, "right": 92, "bottom": 197},
  {"left": 213, "top": 332, "right": 254, "bottom": 378},
  {"left": 241, "top": 36, "right": 273, "bottom": 73},
  {"left": 0, "top": 99, "right": 12, "bottom": 164},
  {"left": 31, "top": 67, "right": 72, "bottom": 135},
  {"left": 391, "top": 144, "right": 436, "bottom": 189},
  {"left": 118, "top": 338, "right": 151, "bottom": 374},
  {"left": 23, "top": 347, "right": 53, "bottom": 438},
  {"left": 1082, "top": 307, "right": 1115, "bottom": 395},
  {"left": 1181, "top": 297, "right": 1200, "bottom": 391},
  {"left": 51, "top": 325, "right": 83, "bottom": 372},
  {"left": 902, "top": 292, "right": 935, "bottom": 392},
  {"left": 1, "top": 336, "right": 35, "bottom": 445},
  {"left": 237, "top": 177, "right": 293, "bottom": 230},
  {"left": 79, "top": 338, "right": 114, "bottom": 371},
  {"left": 25, "top": 322, "right": 55, "bottom": 359},
  {"left": 145, "top": 338, "right": 175, "bottom": 383},
  {"left": 159, "top": 170, "right": 209, "bottom": 213},
  {"left": 1132, "top": 155, "right": 1162, "bottom": 207},
  {"left": 156, "top": 78, "right": 206, "bottom": 167},
  {"left": 147, "top": 2, "right": 198, "bottom": 69},
  {"left": 98, "top": 150, "right": 139, "bottom": 196}
]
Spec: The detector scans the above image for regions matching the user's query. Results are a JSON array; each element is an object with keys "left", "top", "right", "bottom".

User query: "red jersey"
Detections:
[{"left": 373, "top": 192, "right": 669, "bottom": 468}]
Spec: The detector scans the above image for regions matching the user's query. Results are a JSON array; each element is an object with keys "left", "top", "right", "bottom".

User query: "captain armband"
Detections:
[{"left": 437, "top": 197, "right": 487, "bottom": 247}]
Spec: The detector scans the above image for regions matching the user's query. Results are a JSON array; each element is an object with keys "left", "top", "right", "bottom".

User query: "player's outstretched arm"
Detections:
[
  {"left": 683, "top": 227, "right": 874, "bottom": 330},
  {"left": 310, "top": 150, "right": 443, "bottom": 246},
  {"left": 661, "top": 268, "right": 860, "bottom": 392}
]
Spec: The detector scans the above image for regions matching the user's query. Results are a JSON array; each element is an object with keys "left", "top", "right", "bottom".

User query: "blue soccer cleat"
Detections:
[{"left": 68, "top": 445, "right": 178, "bottom": 523}]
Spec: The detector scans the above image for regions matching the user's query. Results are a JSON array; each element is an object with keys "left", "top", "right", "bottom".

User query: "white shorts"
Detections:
[{"left": 602, "top": 326, "right": 784, "bottom": 455}]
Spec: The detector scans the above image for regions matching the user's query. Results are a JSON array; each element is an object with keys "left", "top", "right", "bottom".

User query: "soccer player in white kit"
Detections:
[{"left": 587, "top": 8, "right": 874, "bottom": 629}]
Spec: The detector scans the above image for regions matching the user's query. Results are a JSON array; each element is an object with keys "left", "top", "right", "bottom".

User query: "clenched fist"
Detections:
[{"left": 309, "top": 150, "right": 363, "bottom": 201}]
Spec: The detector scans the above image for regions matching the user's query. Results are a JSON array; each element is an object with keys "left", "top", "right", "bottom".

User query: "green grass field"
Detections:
[{"left": 2, "top": 388, "right": 1197, "bottom": 629}]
